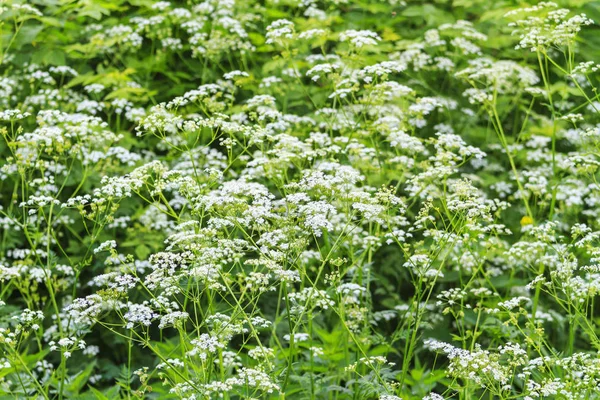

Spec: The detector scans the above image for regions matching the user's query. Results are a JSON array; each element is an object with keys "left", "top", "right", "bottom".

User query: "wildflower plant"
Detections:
[{"left": 1, "top": 0, "right": 600, "bottom": 399}]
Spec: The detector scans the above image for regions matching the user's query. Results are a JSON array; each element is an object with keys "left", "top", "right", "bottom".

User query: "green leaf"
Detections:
[
  {"left": 87, "top": 386, "right": 110, "bottom": 400},
  {"left": 135, "top": 244, "right": 151, "bottom": 259},
  {"left": 65, "top": 360, "right": 96, "bottom": 395}
]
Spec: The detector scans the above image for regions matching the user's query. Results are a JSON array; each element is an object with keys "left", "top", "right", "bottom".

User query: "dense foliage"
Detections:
[{"left": 2, "top": 0, "right": 600, "bottom": 398}]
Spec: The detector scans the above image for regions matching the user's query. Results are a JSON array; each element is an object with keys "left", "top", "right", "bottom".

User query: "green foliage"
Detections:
[{"left": 1, "top": 0, "right": 600, "bottom": 399}]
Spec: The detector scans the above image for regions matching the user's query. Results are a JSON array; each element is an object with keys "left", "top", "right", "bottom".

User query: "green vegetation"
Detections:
[{"left": 1, "top": 0, "right": 600, "bottom": 398}]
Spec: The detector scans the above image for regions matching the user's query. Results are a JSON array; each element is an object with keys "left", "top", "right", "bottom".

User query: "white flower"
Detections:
[{"left": 340, "top": 29, "right": 381, "bottom": 48}]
